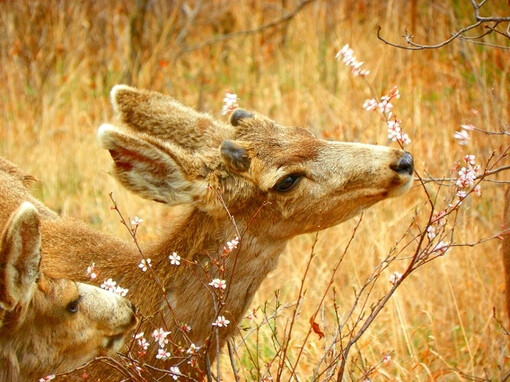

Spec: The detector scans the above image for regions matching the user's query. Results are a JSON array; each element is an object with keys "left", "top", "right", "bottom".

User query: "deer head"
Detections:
[
  {"left": 98, "top": 85, "right": 413, "bottom": 241},
  {"left": 0, "top": 202, "right": 137, "bottom": 380}
]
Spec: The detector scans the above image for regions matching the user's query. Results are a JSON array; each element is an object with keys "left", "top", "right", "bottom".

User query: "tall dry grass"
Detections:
[{"left": 0, "top": 0, "right": 508, "bottom": 380}]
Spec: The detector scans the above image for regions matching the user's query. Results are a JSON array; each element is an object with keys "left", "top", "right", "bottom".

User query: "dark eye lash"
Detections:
[
  {"left": 66, "top": 295, "right": 82, "bottom": 314},
  {"left": 273, "top": 173, "right": 303, "bottom": 192}
]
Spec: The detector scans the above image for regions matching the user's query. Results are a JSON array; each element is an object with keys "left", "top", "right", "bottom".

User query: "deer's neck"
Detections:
[{"left": 145, "top": 207, "right": 288, "bottom": 348}]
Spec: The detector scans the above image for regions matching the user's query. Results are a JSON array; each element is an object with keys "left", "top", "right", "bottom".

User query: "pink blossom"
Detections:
[
  {"left": 432, "top": 241, "right": 450, "bottom": 255},
  {"left": 389, "top": 271, "right": 402, "bottom": 285},
  {"left": 454, "top": 130, "right": 470, "bottom": 145},
  {"left": 226, "top": 237, "right": 239, "bottom": 251},
  {"left": 100, "top": 278, "right": 128, "bottom": 297},
  {"left": 460, "top": 124, "right": 475, "bottom": 131},
  {"left": 152, "top": 328, "right": 171, "bottom": 347},
  {"left": 464, "top": 154, "right": 476, "bottom": 165},
  {"left": 86, "top": 262, "right": 97, "bottom": 280},
  {"left": 363, "top": 98, "right": 378, "bottom": 111},
  {"left": 156, "top": 348, "right": 171, "bottom": 360},
  {"left": 378, "top": 97, "right": 393, "bottom": 114},
  {"left": 138, "top": 258, "right": 151, "bottom": 272},
  {"left": 456, "top": 190, "right": 467, "bottom": 200},
  {"left": 209, "top": 278, "right": 227, "bottom": 290},
  {"left": 186, "top": 343, "right": 200, "bottom": 355},
  {"left": 169, "top": 252, "right": 181, "bottom": 266},
  {"left": 387, "top": 119, "right": 411, "bottom": 145},
  {"left": 399, "top": 132, "right": 411, "bottom": 145},
  {"left": 388, "top": 85, "right": 400, "bottom": 100},
  {"left": 335, "top": 44, "right": 370, "bottom": 77},
  {"left": 222, "top": 237, "right": 240, "bottom": 255},
  {"left": 212, "top": 315, "right": 230, "bottom": 327},
  {"left": 221, "top": 91, "right": 239, "bottom": 115},
  {"left": 426, "top": 225, "right": 436, "bottom": 240},
  {"left": 135, "top": 332, "right": 149, "bottom": 351},
  {"left": 169, "top": 366, "right": 181, "bottom": 380},
  {"left": 131, "top": 216, "right": 143, "bottom": 226},
  {"left": 39, "top": 376, "right": 55, "bottom": 382},
  {"left": 456, "top": 166, "right": 478, "bottom": 188}
]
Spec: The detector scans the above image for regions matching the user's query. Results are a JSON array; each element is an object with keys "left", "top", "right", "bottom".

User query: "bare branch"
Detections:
[
  {"left": 378, "top": 0, "right": 510, "bottom": 50},
  {"left": 176, "top": 0, "right": 317, "bottom": 58}
]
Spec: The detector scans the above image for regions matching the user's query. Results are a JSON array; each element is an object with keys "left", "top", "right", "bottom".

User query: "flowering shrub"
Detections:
[{"left": 51, "top": 43, "right": 506, "bottom": 382}]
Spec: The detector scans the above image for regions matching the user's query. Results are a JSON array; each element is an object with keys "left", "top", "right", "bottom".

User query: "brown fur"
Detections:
[
  {"left": 503, "top": 187, "right": 510, "bottom": 322},
  {"left": 0, "top": 202, "right": 137, "bottom": 380},
  {"left": 0, "top": 85, "right": 414, "bottom": 379}
]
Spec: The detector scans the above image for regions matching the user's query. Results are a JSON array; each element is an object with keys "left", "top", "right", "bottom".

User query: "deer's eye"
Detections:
[
  {"left": 273, "top": 174, "right": 302, "bottom": 192},
  {"left": 66, "top": 296, "right": 82, "bottom": 314}
]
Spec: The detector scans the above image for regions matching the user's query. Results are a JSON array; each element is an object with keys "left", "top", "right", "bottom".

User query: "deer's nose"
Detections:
[{"left": 391, "top": 151, "right": 414, "bottom": 176}]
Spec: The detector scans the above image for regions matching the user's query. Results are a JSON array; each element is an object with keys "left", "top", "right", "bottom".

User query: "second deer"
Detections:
[{"left": 0, "top": 201, "right": 138, "bottom": 381}]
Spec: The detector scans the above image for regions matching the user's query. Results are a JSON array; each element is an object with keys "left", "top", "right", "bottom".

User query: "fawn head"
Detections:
[{"left": 0, "top": 202, "right": 137, "bottom": 380}]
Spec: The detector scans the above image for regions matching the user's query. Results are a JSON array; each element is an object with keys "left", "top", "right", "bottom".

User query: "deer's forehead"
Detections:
[
  {"left": 42, "top": 278, "right": 80, "bottom": 303},
  {"left": 245, "top": 125, "right": 322, "bottom": 164}
]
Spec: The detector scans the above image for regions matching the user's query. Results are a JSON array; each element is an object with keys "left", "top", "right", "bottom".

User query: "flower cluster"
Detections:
[
  {"left": 221, "top": 90, "right": 239, "bottom": 115},
  {"left": 134, "top": 332, "right": 149, "bottom": 357},
  {"left": 335, "top": 44, "right": 370, "bottom": 77},
  {"left": 169, "top": 366, "right": 181, "bottom": 380},
  {"left": 212, "top": 315, "right": 230, "bottom": 327},
  {"left": 221, "top": 236, "right": 239, "bottom": 256},
  {"left": 427, "top": 209, "right": 447, "bottom": 241},
  {"left": 453, "top": 124, "right": 475, "bottom": 146},
  {"left": 455, "top": 154, "right": 481, "bottom": 200},
  {"left": 100, "top": 278, "right": 129, "bottom": 297},
  {"left": 363, "top": 86, "right": 410, "bottom": 146},
  {"left": 156, "top": 348, "right": 171, "bottom": 361},
  {"left": 134, "top": 329, "right": 188, "bottom": 379},
  {"left": 209, "top": 278, "right": 227, "bottom": 290},
  {"left": 186, "top": 343, "right": 200, "bottom": 355}
]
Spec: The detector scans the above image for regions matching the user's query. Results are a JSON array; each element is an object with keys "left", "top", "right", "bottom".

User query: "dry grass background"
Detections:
[{"left": 0, "top": 0, "right": 509, "bottom": 380}]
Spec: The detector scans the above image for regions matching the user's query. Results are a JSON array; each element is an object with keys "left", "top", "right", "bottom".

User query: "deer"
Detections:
[
  {"left": 0, "top": 85, "right": 414, "bottom": 380},
  {"left": 0, "top": 200, "right": 138, "bottom": 381}
]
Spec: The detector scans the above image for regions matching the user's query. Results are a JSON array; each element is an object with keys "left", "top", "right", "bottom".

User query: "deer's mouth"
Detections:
[
  {"left": 387, "top": 175, "right": 414, "bottom": 198},
  {"left": 102, "top": 333, "right": 128, "bottom": 352}
]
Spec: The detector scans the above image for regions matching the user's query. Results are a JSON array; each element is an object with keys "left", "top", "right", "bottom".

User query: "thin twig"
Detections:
[
  {"left": 377, "top": 0, "right": 510, "bottom": 50},
  {"left": 176, "top": 0, "right": 317, "bottom": 58}
]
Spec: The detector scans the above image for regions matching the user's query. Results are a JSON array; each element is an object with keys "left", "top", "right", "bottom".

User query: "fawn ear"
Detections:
[
  {"left": 0, "top": 202, "right": 41, "bottom": 312},
  {"left": 98, "top": 124, "right": 207, "bottom": 205}
]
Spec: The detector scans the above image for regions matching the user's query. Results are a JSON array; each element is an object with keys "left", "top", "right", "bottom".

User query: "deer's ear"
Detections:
[
  {"left": 0, "top": 202, "right": 41, "bottom": 312},
  {"left": 220, "top": 140, "right": 251, "bottom": 172},
  {"left": 98, "top": 124, "right": 207, "bottom": 205},
  {"left": 230, "top": 109, "right": 254, "bottom": 127}
]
